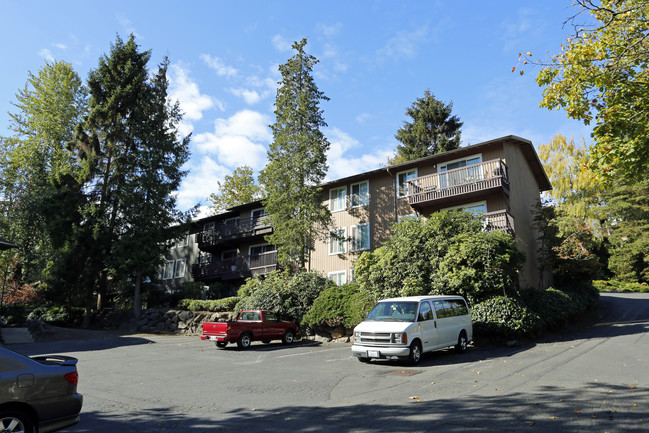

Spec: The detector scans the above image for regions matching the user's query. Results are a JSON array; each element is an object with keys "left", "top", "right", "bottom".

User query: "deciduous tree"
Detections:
[
  {"left": 208, "top": 165, "right": 262, "bottom": 214},
  {"left": 523, "top": 0, "right": 649, "bottom": 181},
  {"left": 259, "top": 38, "right": 331, "bottom": 268}
]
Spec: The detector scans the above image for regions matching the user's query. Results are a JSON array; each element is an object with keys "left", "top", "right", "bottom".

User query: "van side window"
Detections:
[
  {"left": 448, "top": 299, "right": 469, "bottom": 316},
  {"left": 433, "top": 300, "right": 453, "bottom": 318},
  {"left": 418, "top": 301, "right": 433, "bottom": 321}
]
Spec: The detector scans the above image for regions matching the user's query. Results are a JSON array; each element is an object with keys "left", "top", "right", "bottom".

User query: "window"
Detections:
[
  {"left": 397, "top": 169, "right": 417, "bottom": 198},
  {"left": 398, "top": 214, "right": 419, "bottom": 222},
  {"left": 329, "top": 227, "right": 347, "bottom": 255},
  {"left": 175, "top": 233, "right": 189, "bottom": 248},
  {"left": 249, "top": 244, "right": 275, "bottom": 256},
  {"left": 222, "top": 250, "right": 237, "bottom": 260},
  {"left": 350, "top": 181, "right": 369, "bottom": 208},
  {"left": 174, "top": 259, "right": 186, "bottom": 278},
  {"left": 418, "top": 301, "right": 433, "bottom": 321},
  {"left": 351, "top": 223, "right": 370, "bottom": 251},
  {"left": 163, "top": 260, "right": 174, "bottom": 280},
  {"left": 329, "top": 186, "right": 347, "bottom": 211},
  {"left": 439, "top": 154, "right": 482, "bottom": 188},
  {"left": 203, "top": 222, "right": 215, "bottom": 232},
  {"left": 199, "top": 253, "right": 213, "bottom": 264},
  {"left": 443, "top": 201, "right": 487, "bottom": 215},
  {"left": 328, "top": 270, "right": 347, "bottom": 286},
  {"left": 251, "top": 208, "right": 269, "bottom": 228}
]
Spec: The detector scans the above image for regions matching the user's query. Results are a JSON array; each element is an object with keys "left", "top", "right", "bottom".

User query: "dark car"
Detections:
[{"left": 0, "top": 347, "right": 82, "bottom": 433}]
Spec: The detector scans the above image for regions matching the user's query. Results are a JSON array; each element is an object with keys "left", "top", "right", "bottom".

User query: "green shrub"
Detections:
[
  {"left": 593, "top": 279, "right": 649, "bottom": 293},
  {"left": 26, "top": 306, "right": 84, "bottom": 326},
  {"left": 523, "top": 288, "right": 573, "bottom": 331},
  {"left": 178, "top": 297, "right": 239, "bottom": 312},
  {"left": 471, "top": 296, "right": 543, "bottom": 339},
  {"left": 302, "top": 283, "right": 375, "bottom": 330},
  {"left": 1, "top": 304, "right": 30, "bottom": 326},
  {"left": 235, "top": 269, "right": 333, "bottom": 324}
]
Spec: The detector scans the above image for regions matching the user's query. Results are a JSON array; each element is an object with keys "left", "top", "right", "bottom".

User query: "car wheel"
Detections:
[
  {"left": 215, "top": 341, "right": 227, "bottom": 348},
  {"left": 0, "top": 408, "right": 34, "bottom": 433},
  {"left": 282, "top": 330, "right": 295, "bottom": 344},
  {"left": 455, "top": 332, "right": 468, "bottom": 353},
  {"left": 358, "top": 357, "right": 371, "bottom": 363},
  {"left": 237, "top": 333, "right": 252, "bottom": 349},
  {"left": 408, "top": 341, "right": 422, "bottom": 365}
]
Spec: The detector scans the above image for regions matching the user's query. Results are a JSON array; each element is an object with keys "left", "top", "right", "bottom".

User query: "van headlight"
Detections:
[{"left": 391, "top": 333, "right": 407, "bottom": 344}]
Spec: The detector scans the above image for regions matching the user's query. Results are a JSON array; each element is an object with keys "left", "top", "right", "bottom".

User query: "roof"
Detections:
[{"left": 322, "top": 135, "right": 552, "bottom": 192}]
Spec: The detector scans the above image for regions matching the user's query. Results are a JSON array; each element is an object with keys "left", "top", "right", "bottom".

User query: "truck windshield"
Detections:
[{"left": 366, "top": 301, "right": 417, "bottom": 322}]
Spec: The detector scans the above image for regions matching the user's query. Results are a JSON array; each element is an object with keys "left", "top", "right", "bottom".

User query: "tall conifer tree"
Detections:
[{"left": 259, "top": 38, "right": 331, "bottom": 268}]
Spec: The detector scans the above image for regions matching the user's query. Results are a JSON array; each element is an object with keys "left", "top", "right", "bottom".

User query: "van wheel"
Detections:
[
  {"left": 408, "top": 341, "right": 422, "bottom": 365},
  {"left": 237, "top": 333, "right": 252, "bottom": 349},
  {"left": 455, "top": 332, "right": 468, "bottom": 353}
]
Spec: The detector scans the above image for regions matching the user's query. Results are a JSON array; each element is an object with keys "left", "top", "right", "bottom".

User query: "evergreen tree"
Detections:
[
  {"left": 75, "top": 35, "right": 191, "bottom": 320},
  {"left": 259, "top": 38, "right": 331, "bottom": 268},
  {"left": 391, "top": 90, "right": 462, "bottom": 163}
]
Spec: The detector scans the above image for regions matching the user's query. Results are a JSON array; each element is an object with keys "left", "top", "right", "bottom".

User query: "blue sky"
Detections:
[{"left": 1, "top": 1, "right": 591, "bottom": 212}]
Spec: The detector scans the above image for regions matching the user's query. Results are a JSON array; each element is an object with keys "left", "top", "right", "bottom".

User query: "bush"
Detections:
[
  {"left": 523, "top": 288, "right": 573, "bottom": 331},
  {"left": 178, "top": 297, "right": 239, "bottom": 312},
  {"left": 593, "top": 279, "right": 649, "bottom": 293},
  {"left": 302, "top": 283, "right": 375, "bottom": 330},
  {"left": 235, "top": 269, "right": 333, "bottom": 324},
  {"left": 471, "top": 296, "right": 543, "bottom": 339},
  {"left": 26, "top": 306, "right": 84, "bottom": 326}
]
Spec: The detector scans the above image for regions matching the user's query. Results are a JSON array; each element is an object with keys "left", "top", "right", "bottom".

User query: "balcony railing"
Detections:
[
  {"left": 481, "top": 210, "right": 515, "bottom": 235},
  {"left": 407, "top": 159, "right": 510, "bottom": 207},
  {"left": 196, "top": 216, "right": 272, "bottom": 249},
  {"left": 191, "top": 251, "right": 278, "bottom": 281}
]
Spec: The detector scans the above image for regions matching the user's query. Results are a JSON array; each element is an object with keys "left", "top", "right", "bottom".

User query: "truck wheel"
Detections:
[
  {"left": 455, "top": 332, "right": 468, "bottom": 353},
  {"left": 408, "top": 341, "right": 422, "bottom": 365},
  {"left": 237, "top": 333, "right": 252, "bottom": 349},
  {"left": 216, "top": 341, "right": 227, "bottom": 348},
  {"left": 282, "top": 330, "right": 296, "bottom": 344}
]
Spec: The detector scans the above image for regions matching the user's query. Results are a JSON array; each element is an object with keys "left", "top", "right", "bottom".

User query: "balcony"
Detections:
[
  {"left": 482, "top": 210, "right": 515, "bottom": 235},
  {"left": 191, "top": 251, "right": 278, "bottom": 282},
  {"left": 407, "top": 159, "right": 510, "bottom": 208},
  {"left": 196, "top": 216, "right": 272, "bottom": 250}
]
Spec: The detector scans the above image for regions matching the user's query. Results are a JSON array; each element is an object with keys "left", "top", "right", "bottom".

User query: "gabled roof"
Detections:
[{"left": 322, "top": 135, "right": 552, "bottom": 192}]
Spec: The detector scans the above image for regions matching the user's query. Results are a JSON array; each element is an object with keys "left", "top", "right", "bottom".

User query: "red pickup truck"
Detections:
[{"left": 201, "top": 310, "right": 299, "bottom": 349}]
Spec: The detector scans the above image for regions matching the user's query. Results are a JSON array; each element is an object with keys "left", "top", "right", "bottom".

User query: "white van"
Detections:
[{"left": 351, "top": 295, "right": 473, "bottom": 364}]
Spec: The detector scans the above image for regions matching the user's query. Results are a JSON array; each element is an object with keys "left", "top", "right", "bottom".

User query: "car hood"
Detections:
[{"left": 354, "top": 320, "right": 413, "bottom": 334}]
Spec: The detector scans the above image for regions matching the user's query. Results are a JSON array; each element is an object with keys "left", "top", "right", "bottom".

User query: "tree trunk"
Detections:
[{"left": 133, "top": 272, "right": 142, "bottom": 320}]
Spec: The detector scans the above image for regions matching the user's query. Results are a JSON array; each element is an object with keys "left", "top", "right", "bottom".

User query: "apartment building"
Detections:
[{"left": 162, "top": 135, "right": 551, "bottom": 294}]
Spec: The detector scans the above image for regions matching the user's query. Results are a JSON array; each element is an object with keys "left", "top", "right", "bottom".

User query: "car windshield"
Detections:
[{"left": 366, "top": 301, "right": 417, "bottom": 322}]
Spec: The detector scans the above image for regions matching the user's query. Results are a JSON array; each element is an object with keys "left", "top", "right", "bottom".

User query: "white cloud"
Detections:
[
  {"left": 200, "top": 54, "right": 238, "bottom": 77},
  {"left": 229, "top": 88, "right": 261, "bottom": 105},
  {"left": 53, "top": 43, "right": 67, "bottom": 50},
  {"left": 193, "top": 109, "right": 271, "bottom": 170},
  {"left": 318, "top": 22, "right": 343, "bottom": 38},
  {"left": 355, "top": 113, "right": 372, "bottom": 124},
  {"left": 272, "top": 34, "right": 293, "bottom": 52},
  {"left": 325, "top": 127, "right": 393, "bottom": 181},
  {"left": 377, "top": 25, "right": 429, "bottom": 62},
  {"left": 168, "top": 64, "right": 220, "bottom": 127},
  {"left": 38, "top": 48, "right": 55, "bottom": 62},
  {"left": 116, "top": 14, "right": 142, "bottom": 39},
  {"left": 176, "top": 157, "right": 229, "bottom": 210}
]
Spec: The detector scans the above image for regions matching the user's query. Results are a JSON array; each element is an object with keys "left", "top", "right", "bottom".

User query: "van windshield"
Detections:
[{"left": 366, "top": 301, "right": 417, "bottom": 322}]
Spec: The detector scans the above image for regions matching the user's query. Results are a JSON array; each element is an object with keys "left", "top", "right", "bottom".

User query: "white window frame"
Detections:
[
  {"left": 328, "top": 270, "right": 347, "bottom": 286},
  {"left": 249, "top": 243, "right": 275, "bottom": 256},
  {"left": 174, "top": 258, "right": 187, "bottom": 279},
  {"left": 438, "top": 153, "right": 482, "bottom": 171},
  {"left": 329, "top": 186, "right": 347, "bottom": 212},
  {"left": 351, "top": 223, "right": 370, "bottom": 252},
  {"left": 396, "top": 168, "right": 417, "bottom": 198},
  {"left": 175, "top": 233, "right": 189, "bottom": 249},
  {"left": 199, "top": 253, "right": 213, "bottom": 264},
  {"left": 329, "top": 227, "right": 347, "bottom": 255},
  {"left": 350, "top": 180, "right": 369, "bottom": 208},
  {"left": 163, "top": 260, "right": 174, "bottom": 280}
]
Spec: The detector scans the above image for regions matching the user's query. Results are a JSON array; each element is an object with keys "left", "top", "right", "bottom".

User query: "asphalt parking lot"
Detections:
[{"left": 10, "top": 292, "right": 649, "bottom": 432}]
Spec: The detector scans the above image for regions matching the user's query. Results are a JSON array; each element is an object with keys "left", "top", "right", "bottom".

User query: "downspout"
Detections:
[{"left": 386, "top": 167, "right": 397, "bottom": 223}]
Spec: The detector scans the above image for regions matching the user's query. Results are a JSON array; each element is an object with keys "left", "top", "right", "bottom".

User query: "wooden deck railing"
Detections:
[
  {"left": 191, "top": 251, "right": 278, "bottom": 281},
  {"left": 482, "top": 210, "right": 515, "bottom": 234},
  {"left": 407, "top": 159, "right": 509, "bottom": 206},
  {"left": 196, "top": 216, "right": 271, "bottom": 248}
]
